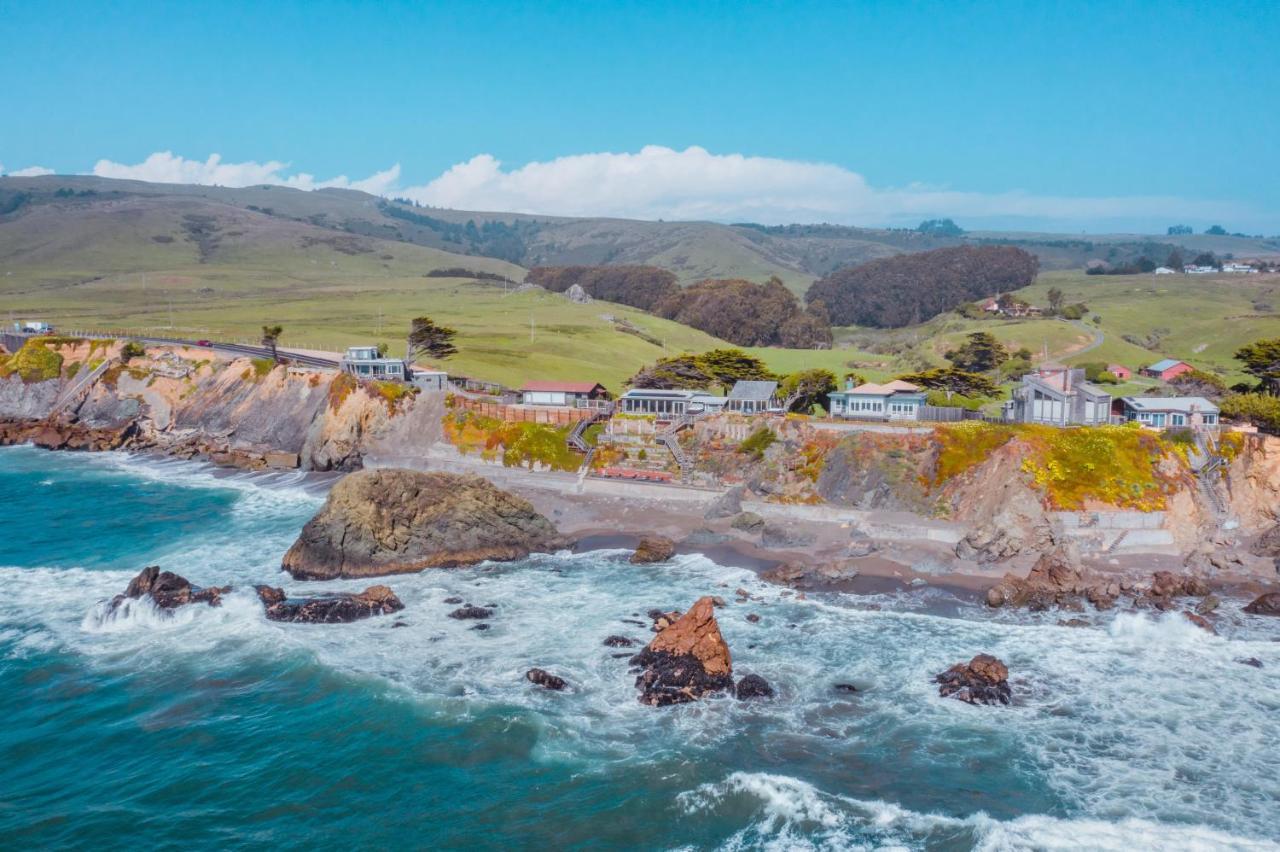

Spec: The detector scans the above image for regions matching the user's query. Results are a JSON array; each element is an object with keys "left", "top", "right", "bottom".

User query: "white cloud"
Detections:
[
  {"left": 90, "top": 151, "right": 401, "bottom": 196},
  {"left": 1, "top": 164, "right": 55, "bottom": 177},
  {"left": 72, "top": 146, "right": 1256, "bottom": 231}
]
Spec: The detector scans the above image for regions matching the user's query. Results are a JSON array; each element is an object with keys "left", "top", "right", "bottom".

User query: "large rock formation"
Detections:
[
  {"left": 935, "top": 654, "right": 1011, "bottom": 705},
  {"left": 1243, "top": 592, "right": 1280, "bottom": 616},
  {"left": 630, "top": 536, "right": 675, "bottom": 564},
  {"left": 282, "top": 468, "right": 564, "bottom": 580},
  {"left": 630, "top": 596, "right": 734, "bottom": 706},
  {"left": 106, "top": 565, "right": 229, "bottom": 615},
  {"left": 255, "top": 584, "right": 404, "bottom": 623}
]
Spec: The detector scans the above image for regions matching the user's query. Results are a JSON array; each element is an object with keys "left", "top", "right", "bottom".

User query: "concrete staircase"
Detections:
[
  {"left": 48, "top": 358, "right": 114, "bottom": 415},
  {"left": 656, "top": 414, "right": 696, "bottom": 480}
]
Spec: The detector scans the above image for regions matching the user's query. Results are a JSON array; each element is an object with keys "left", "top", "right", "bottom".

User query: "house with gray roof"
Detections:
[
  {"left": 725, "top": 380, "right": 780, "bottom": 414},
  {"left": 1117, "top": 396, "right": 1219, "bottom": 429},
  {"left": 1005, "top": 365, "right": 1111, "bottom": 426}
]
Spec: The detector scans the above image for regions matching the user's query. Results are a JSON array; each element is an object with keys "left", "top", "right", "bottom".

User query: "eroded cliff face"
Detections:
[
  {"left": 1222, "top": 435, "right": 1280, "bottom": 533},
  {"left": 0, "top": 340, "right": 440, "bottom": 472}
]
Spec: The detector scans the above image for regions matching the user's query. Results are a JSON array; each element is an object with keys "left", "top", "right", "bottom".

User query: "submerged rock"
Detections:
[
  {"left": 1243, "top": 592, "right": 1280, "bottom": 616},
  {"left": 603, "top": 635, "right": 636, "bottom": 647},
  {"left": 734, "top": 673, "right": 774, "bottom": 700},
  {"left": 631, "top": 596, "right": 735, "bottom": 706},
  {"left": 525, "top": 668, "right": 567, "bottom": 690},
  {"left": 255, "top": 584, "right": 404, "bottom": 623},
  {"left": 107, "top": 565, "right": 229, "bottom": 615},
  {"left": 934, "top": 654, "right": 1011, "bottom": 706},
  {"left": 630, "top": 536, "right": 676, "bottom": 564},
  {"left": 281, "top": 468, "right": 564, "bottom": 580},
  {"left": 448, "top": 605, "right": 493, "bottom": 620}
]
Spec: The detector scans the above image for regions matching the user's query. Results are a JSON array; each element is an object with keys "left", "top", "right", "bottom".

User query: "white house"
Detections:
[
  {"left": 1222, "top": 263, "right": 1257, "bottom": 274},
  {"left": 1183, "top": 265, "right": 1217, "bottom": 274},
  {"left": 1118, "top": 396, "right": 1220, "bottom": 429},
  {"left": 617, "top": 388, "right": 724, "bottom": 417},
  {"left": 518, "top": 381, "right": 609, "bottom": 407},
  {"left": 1154, "top": 266, "right": 1177, "bottom": 275},
  {"left": 339, "top": 346, "right": 412, "bottom": 381},
  {"left": 827, "top": 379, "right": 926, "bottom": 421},
  {"left": 724, "top": 380, "right": 781, "bottom": 414}
]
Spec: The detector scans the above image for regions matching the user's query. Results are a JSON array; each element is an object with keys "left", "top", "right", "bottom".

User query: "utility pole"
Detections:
[{"left": 530, "top": 311, "right": 535, "bottom": 341}]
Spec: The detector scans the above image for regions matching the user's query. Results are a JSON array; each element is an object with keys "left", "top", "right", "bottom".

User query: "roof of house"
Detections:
[
  {"left": 727, "top": 380, "right": 778, "bottom": 401},
  {"left": 1146, "top": 358, "right": 1187, "bottom": 373},
  {"left": 520, "top": 380, "right": 605, "bottom": 393},
  {"left": 835, "top": 380, "right": 923, "bottom": 396},
  {"left": 1122, "top": 396, "right": 1219, "bottom": 413},
  {"left": 619, "top": 388, "right": 707, "bottom": 399}
]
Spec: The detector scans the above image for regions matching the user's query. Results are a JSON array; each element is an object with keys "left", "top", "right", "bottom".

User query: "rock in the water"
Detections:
[
  {"left": 631, "top": 597, "right": 734, "bottom": 706},
  {"left": 1237, "top": 657, "right": 1264, "bottom": 668},
  {"left": 1182, "top": 611, "right": 1217, "bottom": 634},
  {"left": 107, "top": 565, "right": 229, "bottom": 615},
  {"left": 256, "top": 584, "right": 404, "bottom": 623},
  {"left": 745, "top": 613, "right": 761, "bottom": 623},
  {"left": 833, "top": 682, "right": 859, "bottom": 693},
  {"left": 603, "top": 635, "right": 636, "bottom": 647},
  {"left": 1243, "top": 592, "right": 1280, "bottom": 616},
  {"left": 630, "top": 536, "right": 676, "bottom": 564},
  {"left": 443, "top": 596, "right": 463, "bottom": 604},
  {"left": 934, "top": 654, "right": 1011, "bottom": 706},
  {"left": 449, "top": 605, "right": 492, "bottom": 620},
  {"left": 526, "top": 668, "right": 567, "bottom": 690},
  {"left": 735, "top": 673, "right": 774, "bottom": 700},
  {"left": 281, "top": 469, "right": 564, "bottom": 580}
]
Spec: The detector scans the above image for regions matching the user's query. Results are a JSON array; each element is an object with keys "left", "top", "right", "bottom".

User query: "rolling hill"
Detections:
[{"left": 1, "top": 174, "right": 1276, "bottom": 390}]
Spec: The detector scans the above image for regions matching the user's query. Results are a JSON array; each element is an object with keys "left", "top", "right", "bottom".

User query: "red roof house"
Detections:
[
  {"left": 519, "top": 381, "right": 609, "bottom": 407},
  {"left": 1140, "top": 359, "right": 1194, "bottom": 382}
]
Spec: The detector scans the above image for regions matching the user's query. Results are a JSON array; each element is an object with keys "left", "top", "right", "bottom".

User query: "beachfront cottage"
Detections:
[
  {"left": 827, "top": 379, "right": 926, "bottom": 421},
  {"left": 1141, "top": 359, "right": 1194, "bottom": 382},
  {"left": 724, "top": 380, "right": 781, "bottom": 414},
  {"left": 1107, "top": 364, "right": 1133, "bottom": 381},
  {"left": 1117, "top": 396, "right": 1220, "bottom": 429},
  {"left": 518, "top": 380, "right": 609, "bottom": 408},
  {"left": 617, "top": 388, "right": 724, "bottom": 418},
  {"left": 1005, "top": 365, "right": 1111, "bottom": 426},
  {"left": 340, "top": 346, "right": 413, "bottom": 381}
]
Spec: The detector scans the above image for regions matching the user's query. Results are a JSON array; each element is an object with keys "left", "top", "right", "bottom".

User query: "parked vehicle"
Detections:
[{"left": 195, "top": 339, "right": 213, "bottom": 347}]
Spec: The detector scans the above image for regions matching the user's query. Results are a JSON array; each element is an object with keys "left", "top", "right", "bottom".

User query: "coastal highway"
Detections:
[{"left": 45, "top": 331, "right": 341, "bottom": 370}]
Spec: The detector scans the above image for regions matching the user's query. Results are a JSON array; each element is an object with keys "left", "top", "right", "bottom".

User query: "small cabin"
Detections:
[
  {"left": 339, "top": 346, "right": 412, "bottom": 381},
  {"left": 1141, "top": 359, "right": 1193, "bottom": 382},
  {"left": 724, "top": 380, "right": 780, "bottom": 414},
  {"left": 1106, "top": 364, "right": 1132, "bottom": 381},
  {"left": 519, "top": 381, "right": 609, "bottom": 408}
]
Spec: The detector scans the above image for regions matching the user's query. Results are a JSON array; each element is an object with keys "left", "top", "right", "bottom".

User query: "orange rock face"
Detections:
[{"left": 646, "top": 596, "right": 732, "bottom": 676}]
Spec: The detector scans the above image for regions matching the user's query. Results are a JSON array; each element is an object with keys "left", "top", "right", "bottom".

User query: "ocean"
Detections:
[{"left": 1, "top": 444, "right": 1277, "bottom": 851}]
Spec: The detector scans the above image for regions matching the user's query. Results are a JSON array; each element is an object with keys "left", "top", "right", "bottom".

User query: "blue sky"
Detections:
[{"left": 2, "top": 0, "right": 1277, "bottom": 233}]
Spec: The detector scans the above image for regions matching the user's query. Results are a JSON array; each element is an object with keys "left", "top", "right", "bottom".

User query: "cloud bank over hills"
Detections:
[{"left": 4, "top": 146, "right": 1257, "bottom": 232}]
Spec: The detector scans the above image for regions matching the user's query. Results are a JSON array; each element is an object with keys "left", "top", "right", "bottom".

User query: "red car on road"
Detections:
[{"left": 195, "top": 339, "right": 213, "bottom": 347}]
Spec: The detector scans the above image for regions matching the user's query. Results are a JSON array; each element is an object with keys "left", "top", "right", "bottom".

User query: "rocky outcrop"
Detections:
[
  {"left": 107, "top": 565, "right": 229, "bottom": 614},
  {"left": 255, "top": 584, "right": 404, "bottom": 623},
  {"left": 950, "top": 444, "right": 1054, "bottom": 563},
  {"left": 630, "top": 536, "right": 675, "bottom": 564},
  {"left": 984, "top": 543, "right": 1089, "bottom": 610},
  {"left": 281, "top": 468, "right": 564, "bottom": 580},
  {"left": 631, "top": 597, "right": 734, "bottom": 706},
  {"left": 1243, "top": 592, "right": 1280, "bottom": 616},
  {"left": 734, "top": 673, "right": 774, "bottom": 700},
  {"left": 525, "top": 668, "right": 567, "bottom": 690},
  {"left": 0, "top": 417, "right": 140, "bottom": 452},
  {"left": 935, "top": 654, "right": 1011, "bottom": 706},
  {"left": 704, "top": 485, "right": 744, "bottom": 520}
]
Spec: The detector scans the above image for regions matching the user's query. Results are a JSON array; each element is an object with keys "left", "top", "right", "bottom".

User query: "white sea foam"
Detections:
[
  {"left": 3, "top": 451, "right": 1279, "bottom": 844},
  {"left": 680, "top": 771, "right": 1280, "bottom": 851}
]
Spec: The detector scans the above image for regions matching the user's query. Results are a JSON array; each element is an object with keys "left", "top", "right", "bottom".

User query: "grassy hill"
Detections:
[{"left": 1, "top": 174, "right": 1275, "bottom": 393}]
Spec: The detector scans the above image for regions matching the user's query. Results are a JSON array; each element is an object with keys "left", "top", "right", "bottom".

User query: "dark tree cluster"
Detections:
[
  {"left": 805, "top": 245, "right": 1040, "bottom": 328},
  {"left": 525, "top": 265, "right": 680, "bottom": 312},
  {"left": 656, "top": 276, "right": 832, "bottom": 348}
]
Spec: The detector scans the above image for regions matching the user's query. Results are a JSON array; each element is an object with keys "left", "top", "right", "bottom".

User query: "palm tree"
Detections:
[{"left": 261, "top": 325, "right": 283, "bottom": 363}]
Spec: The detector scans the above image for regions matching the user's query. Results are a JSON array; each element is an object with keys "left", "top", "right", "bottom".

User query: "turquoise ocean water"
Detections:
[{"left": 1, "top": 444, "right": 1277, "bottom": 850}]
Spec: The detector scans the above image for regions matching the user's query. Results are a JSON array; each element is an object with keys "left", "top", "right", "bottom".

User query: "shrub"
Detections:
[
  {"left": 120, "top": 341, "right": 146, "bottom": 363},
  {"left": 932, "top": 422, "right": 1017, "bottom": 483},
  {"left": 738, "top": 427, "right": 777, "bottom": 459},
  {"left": 370, "top": 380, "right": 419, "bottom": 414},
  {"left": 250, "top": 358, "right": 275, "bottom": 378},
  {"left": 1220, "top": 393, "right": 1280, "bottom": 433},
  {"left": 0, "top": 340, "right": 63, "bottom": 383},
  {"left": 328, "top": 372, "right": 357, "bottom": 411}
]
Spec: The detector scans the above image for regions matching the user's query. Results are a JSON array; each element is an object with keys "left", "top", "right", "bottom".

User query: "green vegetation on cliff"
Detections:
[
  {"left": 443, "top": 410, "right": 582, "bottom": 472},
  {"left": 0, "top": 338, "right": 64, "bottom": 383}
]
